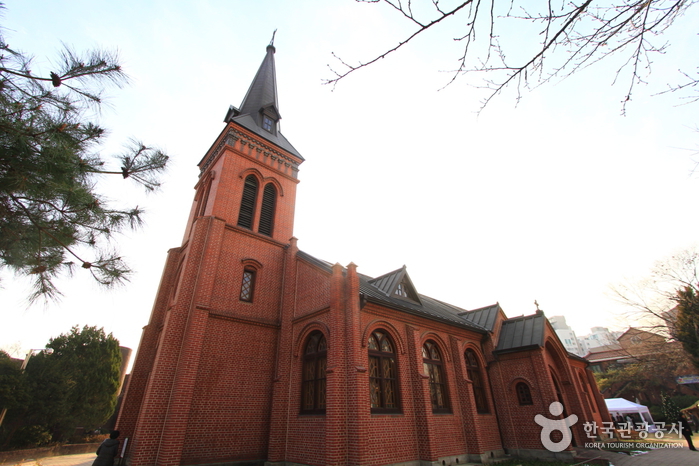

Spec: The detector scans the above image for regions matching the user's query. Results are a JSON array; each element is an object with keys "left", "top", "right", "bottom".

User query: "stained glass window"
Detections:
[
  {"left": 423, "top": 341, "right": 449, "bottom": 413},
  {"left": 368, "top": 330, "right": 400, "bottom": 413},
  {"left": 516, "top": 382, "right": 533, "bottom": 406},
  {"left": 465, "top": 349, "right": 489, "bottom": 413},
  {"left": 302, "top": 331, "right": 327, "bottom": 414},
  {"left": 239, "top": 268, "right": 256, "bottom": 302}
]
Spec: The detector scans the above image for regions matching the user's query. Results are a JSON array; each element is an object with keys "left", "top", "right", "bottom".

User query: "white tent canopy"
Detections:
[{"left": 605, "top": 398, "right": 657, "bottom": 431}]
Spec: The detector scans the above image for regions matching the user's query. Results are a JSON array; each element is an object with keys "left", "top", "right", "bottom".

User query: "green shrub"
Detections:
[
  {"left": 671, "top": 395, "right": 699, "bottom": 410},
  {"left": 8, "top": 425, "right": 52, "bottom": 449}
]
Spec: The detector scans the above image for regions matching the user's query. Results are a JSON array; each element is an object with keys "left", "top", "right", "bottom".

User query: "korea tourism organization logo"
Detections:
[
  {"left": 535, "top": 402, "right": 578, "bottom": 452},
  {"left": 535, "top": 402, "right": 687, "bottom": 451}
]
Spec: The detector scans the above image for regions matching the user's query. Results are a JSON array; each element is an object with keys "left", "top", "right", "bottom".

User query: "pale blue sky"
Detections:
[{"left": 2, "top": 1, "right": 699, "bottom": 363}]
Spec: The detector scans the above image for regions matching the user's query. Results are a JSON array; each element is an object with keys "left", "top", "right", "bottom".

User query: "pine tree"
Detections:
[
  {"left": 661, "top": 392, "right": 682, "bottom": 425},
  {"left": 0, "top": 326, "right": 122, "bottom": 447},
  {"left": 0, "top": 10, "right": 168, "bottom": 301}
]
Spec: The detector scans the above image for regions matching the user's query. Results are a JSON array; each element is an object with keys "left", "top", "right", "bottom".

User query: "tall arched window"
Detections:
[
  {"left": 196, "top": 176, "right": 212, "bottom": 217},
  {"left": 301, "top": 331, "right": 327, "bottom": 414},
  {"left": 237, "top": 175, "right": 258, "bottom": 229},
  {"left": 465, "top": 349, "right": 489, "bottom": 413},
  {"left": 258, "top": 183, "right": 277, "bottom": 236},
  {"left": 578, "top": 371, "right": 596, "bottom": 413},
  {"left": 516, "top": 381, "right": 533, "bottom": 405},
  {"left": 368, "top": 330, "right": 400, "bottom": 412},
  {"left": 422, "top": 340, "right": 449, "bottom": 413},
  {"left": 550, "top": 369, "right": 568, "bottom": 417}
]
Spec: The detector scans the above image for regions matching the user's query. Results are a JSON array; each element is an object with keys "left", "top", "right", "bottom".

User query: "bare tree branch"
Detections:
[
  {"left": 328, "top": 0, "right": 697, "bottom": 113},
  {"left": 324, "top": 1, "right": 474, "bottom": 87}
]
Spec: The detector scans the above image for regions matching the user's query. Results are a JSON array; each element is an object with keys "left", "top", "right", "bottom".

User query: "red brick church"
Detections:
[{"left": 116, "top": 42, "right": 610, "bottom": 466}]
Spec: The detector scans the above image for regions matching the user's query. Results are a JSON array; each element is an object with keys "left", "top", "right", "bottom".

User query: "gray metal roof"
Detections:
[
  {"left": 224, "top": 45, "right": 304, "bottom": 160},
  {"left": 238, "top": 45, "right": 279, "bottom": 120},
  {"left": 458, "top": 303, "right": 502, "bottom": 332},
  {"left": 295, "top": 250, "right": 486, "bottom": 333},
  {"left": 294, "top": 251, "right": 560, "bottom": 356},
  {"left": 494, "top": 312, "right": 546, "bottom": 353},
  {"left": 296, "top": 250, "right": 334, "bottom": 273},
  {"left": 368, "top": 265, "right": 421, "bottom": 304}
]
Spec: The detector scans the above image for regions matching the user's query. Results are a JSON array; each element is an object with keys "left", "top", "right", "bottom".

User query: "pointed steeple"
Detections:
[
  {"left": 224, "top": 42, "right": 303, "bottom": 160},
  {"left": 238, "top": 44, "right": 280, "bottom": 125}
]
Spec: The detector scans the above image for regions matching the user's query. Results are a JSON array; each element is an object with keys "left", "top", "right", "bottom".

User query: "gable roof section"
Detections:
[
  {"left": 360, "top": 274, "right": 485, "bottom": 332},
  {"left": 584, "top": 345, "right": 629, "bottom": 363},
  {"left": 368, "top": 265, "right": 421, "bottom": 304},
  {"left": 494, "top": 312, "right": 546, "bottom": 353},
  {"left": 296, "top": 249, "right": 486, "bottom": 333},
  {"left": 458, "top": 303, "right": 502, "bottom": 332}
]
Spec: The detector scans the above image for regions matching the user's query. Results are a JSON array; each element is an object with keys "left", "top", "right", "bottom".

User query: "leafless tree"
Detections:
[
  {"left": 610, "top": 247, "right": 699, "bottom": 338},
  {"left": 325, "top": 0, "right": 698, "bottom": 113}
]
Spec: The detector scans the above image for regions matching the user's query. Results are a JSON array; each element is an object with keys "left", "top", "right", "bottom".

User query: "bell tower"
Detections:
[
  {"left": 117, "top": 43, "right": 304, "bottom": 466},
  {"left": 185, "top": 42, "right": 303, "bottom": 243}
]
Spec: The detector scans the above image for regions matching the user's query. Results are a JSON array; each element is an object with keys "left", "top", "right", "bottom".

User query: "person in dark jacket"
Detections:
[
  {"left": 680, "top": 414, "right": 697, "bottom": 451},
  {"left": 92, "top": 430, "right": 120, "bottom": 466}
]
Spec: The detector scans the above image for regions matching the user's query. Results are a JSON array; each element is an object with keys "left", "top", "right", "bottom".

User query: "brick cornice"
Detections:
[
  {"left": 291, "top": 306, "right": 330, "bottom": 324},
  {"left": 200, "top": 126, "right": 302, "bottom": 181},
  {"left": 204, "top": 306, "right": 280, "bottom": 329},
  {"left": 224, "top": 223, "right": 289, "bottom": 247}
]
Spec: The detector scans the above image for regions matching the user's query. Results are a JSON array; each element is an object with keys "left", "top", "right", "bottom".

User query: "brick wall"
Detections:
[{"left": 117, "top": 117, "right": 609, "bottom": 465}]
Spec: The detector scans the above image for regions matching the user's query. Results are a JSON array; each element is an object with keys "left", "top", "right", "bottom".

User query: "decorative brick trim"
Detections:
[{"left": 361, "top": 319, "right": 407, "bottom": 355}]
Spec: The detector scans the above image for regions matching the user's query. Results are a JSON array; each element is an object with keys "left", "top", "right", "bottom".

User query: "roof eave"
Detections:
[
  {"left": 363, "top": 295, "right": 487, "bottom": 334},
  {"left": 493, "top": 343, "right": 543, "bottom": 355}
]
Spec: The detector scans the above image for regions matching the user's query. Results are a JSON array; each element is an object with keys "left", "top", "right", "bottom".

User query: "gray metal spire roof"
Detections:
[
  {"left": 239, "top": 44, "right": 279, "bottom": 120},
  {"left": 224, "top": 44, "right": 304, "bottom": 160}
]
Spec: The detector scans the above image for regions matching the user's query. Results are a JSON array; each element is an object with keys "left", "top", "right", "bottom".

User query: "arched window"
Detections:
[
  {"left": 368, "top": 330, "right": 400, "bottom": 412},
  {"left": 237, "top": 175, "right": 258, "bottom": 229},
  {"left": 196, "top": 176, "right": 212, "bottom": 217},
  {"left": 516, "top": 382, "right": 533, "bottom": 405},
  {"left": 239, "top": 267, "right": 256, "bottom": 302},
  {"left": 550, "top": 369, "right": 568, "bottom": 417},
  {"left": 301, "top": 331, "right": 327, "bottom": 414},
  {"left": 465, "top": 349, "right": 489, "bottom": 413},
  {"left": 578, "top": 371, "right": 596, "bottom": 413},
  {"left": 422, "top": 340, "right": 449, "bottom": 413},
  {"left": 258, "top": 183, "right": 276, "bottom": 236}
]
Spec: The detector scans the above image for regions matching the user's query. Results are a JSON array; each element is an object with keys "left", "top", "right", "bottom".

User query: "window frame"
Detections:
[
  {"left": 301, "top": 331, "right": 327, "bottom": 414},
  {"left": 465, "top": 349, "right": 489, "bottom": 414},
  {"left": 262, "top": 115, "right": 275, "bottom": 133},
  {"left": 237, "top": 175, "right": 259, "bottom": 229},
  {"left": 516, "top": 381, "right": 533, "bottom": 406},
  {"left": 422, "top": 340, "right": 450, "bottom": 413},
  {"left": 196, "top": 176, "right": 213, "bottom": 217},
  {"left": 258, "top": 183, "right": 277, "bottom": 237},
  {"left": 368, "top": 330, "right": 401, "bottom": 413},
  {"left": 578, "top": 371, "right": 596, "bottom": 413},
  {"left": 239, "top": 267, "right": 256, "bottom": 302}
]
